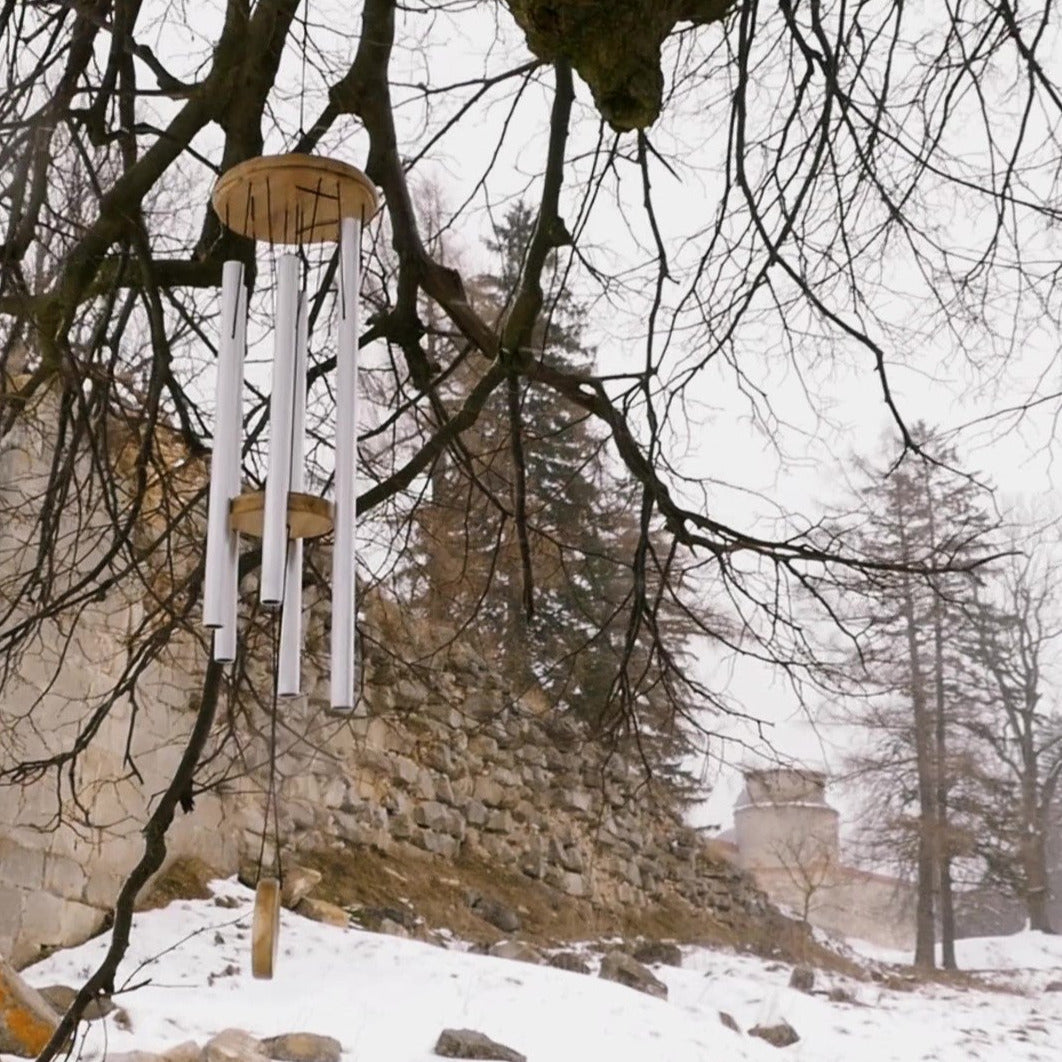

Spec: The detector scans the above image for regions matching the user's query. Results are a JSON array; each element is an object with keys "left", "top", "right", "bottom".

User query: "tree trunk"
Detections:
[
  {"left": 1022, "top": 779, "right": 1054, "bottom": 932},
  {"left": 902, "top": 571, "right": 937, "bottom": 969},
  {"left": 1023, "top": 831, "right": 1053, "bottom": 932},
  {"left": 932, "top": 596, "right": 957, "bottom": 969},
  {"left": 938, "top": 854, "right": 957, "bottom": 966},
  {"left": 923, "top": 464, "right": 956, "bottom": 968},
  {"left": 897, "top": 492, "right": 936, "bottom": 970}
]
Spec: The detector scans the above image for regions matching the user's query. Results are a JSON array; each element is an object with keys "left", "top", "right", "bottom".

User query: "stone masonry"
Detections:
[
  {"left": 0, "top": 392, "right": 771, "bottom": 966},
  {"left": 222, "top": 621, "right": 768, "bottom": 923}
]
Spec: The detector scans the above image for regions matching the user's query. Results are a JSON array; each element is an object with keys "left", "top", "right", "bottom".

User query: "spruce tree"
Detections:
[{"left": 415, "top": 203, "right": 703, "bottom": 775}]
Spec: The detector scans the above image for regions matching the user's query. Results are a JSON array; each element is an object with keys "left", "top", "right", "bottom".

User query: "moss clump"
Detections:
[{"left": 504, "top": 0, "right": 732, "bottom": 130}]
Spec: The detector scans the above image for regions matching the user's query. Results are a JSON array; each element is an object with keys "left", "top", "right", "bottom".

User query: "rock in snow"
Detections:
[
  {"left": 749, "top": 1020, "right": 800, "bottom": 1048},
  {"left": 0, "top": 955, "right": 60, "bottom": 1057},
  {"left": 788, "top": 965, "right": 815, "bottom": 993},
  {"left": 487, "top": 940, "right": 544, "bottom": 965},
  {"left": 202, "top": 1029, "right": 270, "bottom": 1062},
  {"left": 260, "top": 1033, "right": 342, "bottom": 1062},
  {"left": 37, "top": 983, "right": 116, "bottom": 1020},
  {"left": 280, "top": 867, "right": 322, "bottom": 910},
  {"left": 467, "top": 894, "right": 522, "bottom": 933},
  {"left": 598, "top": 950, "right": 669, "bottom": 1000},
  {"left": 719, "top": 1011, "right": 741, "bottom": 1034},
  {"left": 631, "top": 940, "right": 683, "bottom": 968},
  {"left": 434, "top": 1027, "right": 526, "bottom": 1060},
  {"left": 546, "top": 951, "right": 591, "bottom": 974},
  {"left": 294, "top": 898, "right": 348, "bottom": 928},
  {"left": 162, "top": 1041, "right": 202, "bottom": 1062}
]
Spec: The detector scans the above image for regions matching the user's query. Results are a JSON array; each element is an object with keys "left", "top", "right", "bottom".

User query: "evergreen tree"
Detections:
[
  {"left": 836, "top": 426, "right": 998, "bottom": 969},
  {"left": 414, "top": 203, "right": 704, "bottom": 774}
]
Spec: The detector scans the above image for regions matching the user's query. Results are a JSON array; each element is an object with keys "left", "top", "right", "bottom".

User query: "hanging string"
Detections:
[
  {"left": 256, "top": 602, "right": 284, "bottom": 884},
  {"left": 298, "top": 0, "right": 310, "bottom": 140}
]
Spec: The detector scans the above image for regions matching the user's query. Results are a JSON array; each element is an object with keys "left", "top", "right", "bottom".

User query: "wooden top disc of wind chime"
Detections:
[{"left": 211, "top": 153, "right": 380, "bottom": 244}]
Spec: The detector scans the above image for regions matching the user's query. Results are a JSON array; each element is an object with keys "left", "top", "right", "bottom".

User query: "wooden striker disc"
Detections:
[
  {"left": 212, "top": 154, "right": 379, "bottom": 245},
  {"left": 251, "top": 877, "right": 281, "bottom": 980},
  {"left": 229, "top": 491, "right": 334, "bottom": 540}
]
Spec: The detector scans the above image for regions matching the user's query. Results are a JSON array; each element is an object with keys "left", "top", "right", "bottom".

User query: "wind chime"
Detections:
[{"left": 202, "top": 153, "right": 378, "bottom": 978}]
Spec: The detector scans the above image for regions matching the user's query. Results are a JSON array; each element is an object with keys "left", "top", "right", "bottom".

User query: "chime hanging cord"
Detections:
[
  {"left": 298, "top": 0, "right": 309, "bottom": 140},
  {"left": 256, "top": 598, "right": 284, "bottom": 885}
]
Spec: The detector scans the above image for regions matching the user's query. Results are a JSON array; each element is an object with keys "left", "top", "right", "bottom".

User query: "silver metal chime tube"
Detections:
[
  {"left": 277, "top": 294, "right": 308, "bottom": 696},
  {"left": 214, "top": 277, "right": 248, "bottom": 663},
  {"left": 331, "top": 215, "right": 361, "bottom": 711},
  {"left": 261, "top": 253, "right": 300, "bottom": 607},
  {"left": 206, "top": 260, "right": 246, "bottom": 661}
]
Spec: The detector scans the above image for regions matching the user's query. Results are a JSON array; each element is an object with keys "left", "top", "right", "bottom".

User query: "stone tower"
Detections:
[{"left": 732, "top": 767, "right": 840, "bottom": 874}]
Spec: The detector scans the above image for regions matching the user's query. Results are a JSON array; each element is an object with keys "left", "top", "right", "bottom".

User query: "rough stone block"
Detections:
[
  {"left": 203, "top": 1029, "right": 270, "bottom": 1062},
  {"left": 631, "top": 941, "right": 683, "bottom": 968},
  {"left": 488, "top": 939, "right": 542, "bottom": 965},
  {"left": 462, "top": 693, "right": 498, "bottom": 720},
  {"left": 546, "top": 867, "right": 586, "bottom": 897},
  {"left": 0, "top": 842, "right": 45, "bottom": 892},
  {"left": 435, "top": 1028, "right": 525, "bottom": 1062},
  {"left": 36, "top": 985, "right": 115, "bottom": 1020},
  {"left": 749, "top": 1021, "right": 799, "bottom": 1048},
  {"left": 468, "top": 735, "right": 498, "bottom": 758},
  {"left": 598, "top": 951, "right": 668, "bottom": 1000},
  {"left": 443, "top": 810, "right": 466, "bottom": 839},
  {"left": 492, "top": 767, "right": 519, "bottom": 788},
  {"left": 465, "top": 800, "right": 488, "bottom": 827},
  {"left": 319, "top": 777, "right": 347, "bottom": 808},
  {"left": 484, "top": 810, "right": 511, "bottom": 834},
  {"left": 549, "top": 839, "right": 584, "bottom": 873},
  {"left": 517, "top": 747, "right": 547, "bottom": 768},
  {"left": 426, "top": 702, "right": 462, "bottom": 730},
  {"left": 394, "top": 679, "right": 428, "bottom": 708},
  {"left": 392, "top": 756, "right": 420, "bottom": 787},
  {"left": 295, "top": 898, "right": 348, "bottom": 928},
  {"left": 511, "top": 801, "right": 538, "bottom": 826},
  {"left": 421, "top": 832, "right": 459, "bottom": 859},
  {"left": 0, "top": 954, "right": 60, "bottom": 1057},
  {"left": 413, "top": 802, "right": 450, "bottom": 832},
  {"left": 20, "top": 892, "right": 101, "bottom": 956},
  {"left": 563, "top": 790, "right": 593, "bottom": 814},
  {"left": 434, "top": 776, "right": 456, "bottom": 806},
  {"left": 519, "top": 851, "right": 544, "bottom": 879},
  {"left": 162, "top": 1041, "right": 202, "bottom": 1062},
  {"left": 261, "top": 1032, "right": 341, "bottom": 1062},
  {"left": 473, "top": 777, "right": 505, "bottom": 807},
  {"left": 389, "top": 813, "right": 414, "bottom": 840},
  {"left": 43, "top": 854, "right": 87, "bottom": 902},
  {"left": 523, "top": 767, "right": 550, "bottom": 793},
  {"left": 451, "top": 775, "right": 474, "bottom": 802},
  {"left": 382, "top": 789, "right": 413, "bottom": 816},
  {"left": 281, "top": 866, "right": 322, "bottom": 909},
  {"left": 469, "top": 895, "right": 521, "bottom": 933}
]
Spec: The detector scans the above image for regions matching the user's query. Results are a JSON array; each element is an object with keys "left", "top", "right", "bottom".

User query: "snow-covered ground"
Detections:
[{"left": 8, "top": 879, "right": 1062, "bottom": 1062}]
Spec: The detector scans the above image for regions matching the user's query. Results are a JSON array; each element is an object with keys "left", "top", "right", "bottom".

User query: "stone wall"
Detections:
[
  {"left": 222, "top": 608, "right": 771, "bottom": 926},
  {"left": 0, "top": 390, "right": 771, "bottom": 965},
  {"left": 0, "top": 393, "right": 236, "bottom": 966},
  {"left": 1, "top": 603, "right": 770, "bottom": 965}
]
